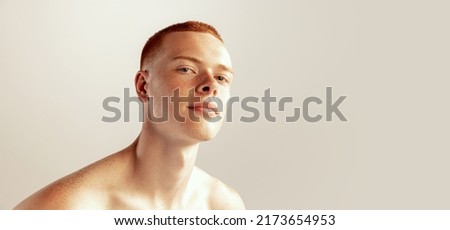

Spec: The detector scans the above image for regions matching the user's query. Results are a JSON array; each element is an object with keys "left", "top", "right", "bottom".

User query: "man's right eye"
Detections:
[{"left": 177, "top": 67, "right": 195, "bottom": 74}]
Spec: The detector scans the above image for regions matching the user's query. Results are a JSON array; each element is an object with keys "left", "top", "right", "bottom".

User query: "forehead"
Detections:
[{"left": 158, "top": 31, "right": 232, "bottom": 67}]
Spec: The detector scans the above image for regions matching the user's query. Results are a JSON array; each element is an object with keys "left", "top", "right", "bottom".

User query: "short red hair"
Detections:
[{"left": 140, "top": 21, "right": 223, "bottom": 69}]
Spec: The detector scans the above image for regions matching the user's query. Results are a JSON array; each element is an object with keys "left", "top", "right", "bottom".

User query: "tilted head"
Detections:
[{"left": 135, "top": 21, "right": 233, "bottom": 144}]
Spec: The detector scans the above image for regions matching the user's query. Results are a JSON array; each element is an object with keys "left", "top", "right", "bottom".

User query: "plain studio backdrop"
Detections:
[{"left": 1, "top": 0, "right": 449, "bottom": 209}]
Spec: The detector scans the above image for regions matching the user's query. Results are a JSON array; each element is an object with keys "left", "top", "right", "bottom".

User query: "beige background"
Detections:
[{"left": 1, "top": 0, "right": 449, "bottom": 209}]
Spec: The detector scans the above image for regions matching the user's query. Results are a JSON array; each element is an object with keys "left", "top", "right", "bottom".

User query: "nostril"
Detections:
[{"left": 202, "top": 86, "right": 210, "bottom": 92}]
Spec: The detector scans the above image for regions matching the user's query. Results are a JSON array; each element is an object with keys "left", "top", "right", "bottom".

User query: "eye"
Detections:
[
  {"left": 216, "top": 75, "right": 227, "bottom": 82},
  {"left": 177, "top": 67, "right": 195, "bottom": 74}
]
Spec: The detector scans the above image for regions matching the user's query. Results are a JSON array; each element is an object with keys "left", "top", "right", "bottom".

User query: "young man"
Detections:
[{"left": 14, "top": 21, "right": 245, "bottom": 209}]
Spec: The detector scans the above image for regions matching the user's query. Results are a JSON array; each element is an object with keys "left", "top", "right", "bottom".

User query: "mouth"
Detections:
[{"left": 187, "top": 101, "right": 219, "bottom": 117}]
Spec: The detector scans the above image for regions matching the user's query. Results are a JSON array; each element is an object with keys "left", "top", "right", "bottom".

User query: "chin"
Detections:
[{"left": 185, "top": 121, "right": 223, "bottom": 142}]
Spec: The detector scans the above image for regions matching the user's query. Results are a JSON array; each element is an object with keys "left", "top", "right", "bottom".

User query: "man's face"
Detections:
[{"left": 141, "top": 31, "right": 233, "bottom": 143}]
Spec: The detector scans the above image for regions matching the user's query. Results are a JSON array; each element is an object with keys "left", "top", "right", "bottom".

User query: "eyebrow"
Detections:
[{"left": 172, "top": 55, "right": 234, "bottom": 75}]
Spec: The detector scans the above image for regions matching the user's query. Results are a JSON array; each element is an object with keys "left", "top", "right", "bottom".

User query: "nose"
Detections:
[{"left": 196, "top": 71, "right": 219, "bottom": 96}]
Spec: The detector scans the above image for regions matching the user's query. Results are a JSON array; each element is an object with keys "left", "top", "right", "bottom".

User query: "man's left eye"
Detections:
[{"left": 216, "top": 76, "right": 226, "bottom": 81}]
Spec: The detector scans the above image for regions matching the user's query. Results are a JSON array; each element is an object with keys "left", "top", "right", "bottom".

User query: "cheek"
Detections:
[
  {"left": 217, "top": 89, "right": 231, "bottom": 113},
  {"left": 220, "top": 87, "right": 231, "bottom": 100},
  {"left": 148, "top": 76, "right": 178, "bottom": 97},
  {"left": 154, "top": 75, "right": 193, "bottom": 97}
]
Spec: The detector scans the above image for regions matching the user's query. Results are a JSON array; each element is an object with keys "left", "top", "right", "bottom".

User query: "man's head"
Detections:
[{"left": 135, "top": 21, "right": 233, "bottom": 144}]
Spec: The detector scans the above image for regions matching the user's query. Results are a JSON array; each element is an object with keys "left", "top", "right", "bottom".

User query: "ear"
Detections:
[{"left": 135, "top": 70, "right": 148, "bottom": 102}]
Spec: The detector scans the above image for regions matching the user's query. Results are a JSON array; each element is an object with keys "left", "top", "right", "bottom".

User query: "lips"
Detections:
[{"left": 187, "top": 101, "right": 219, "bottom": 114}]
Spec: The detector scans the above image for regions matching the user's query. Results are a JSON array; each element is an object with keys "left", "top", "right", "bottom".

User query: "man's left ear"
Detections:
[{"left": 134, "top": 70, "right": 148, "bottom": 102}]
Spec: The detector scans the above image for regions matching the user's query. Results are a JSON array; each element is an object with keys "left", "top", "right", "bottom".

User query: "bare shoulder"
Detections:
[
  {"left": 14, "top": 152, "right": 125, "bottom": 210},
  {"left": 14, "top": 171, "right": 102, "bottom": 209},
  {"left": 193, "top": 167, "right": 245, "bottom": 210}
]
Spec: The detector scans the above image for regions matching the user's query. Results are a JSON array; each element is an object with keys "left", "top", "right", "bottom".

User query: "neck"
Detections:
[{"left": 131, "top": 125, "right": 200, "bottom": 208}]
